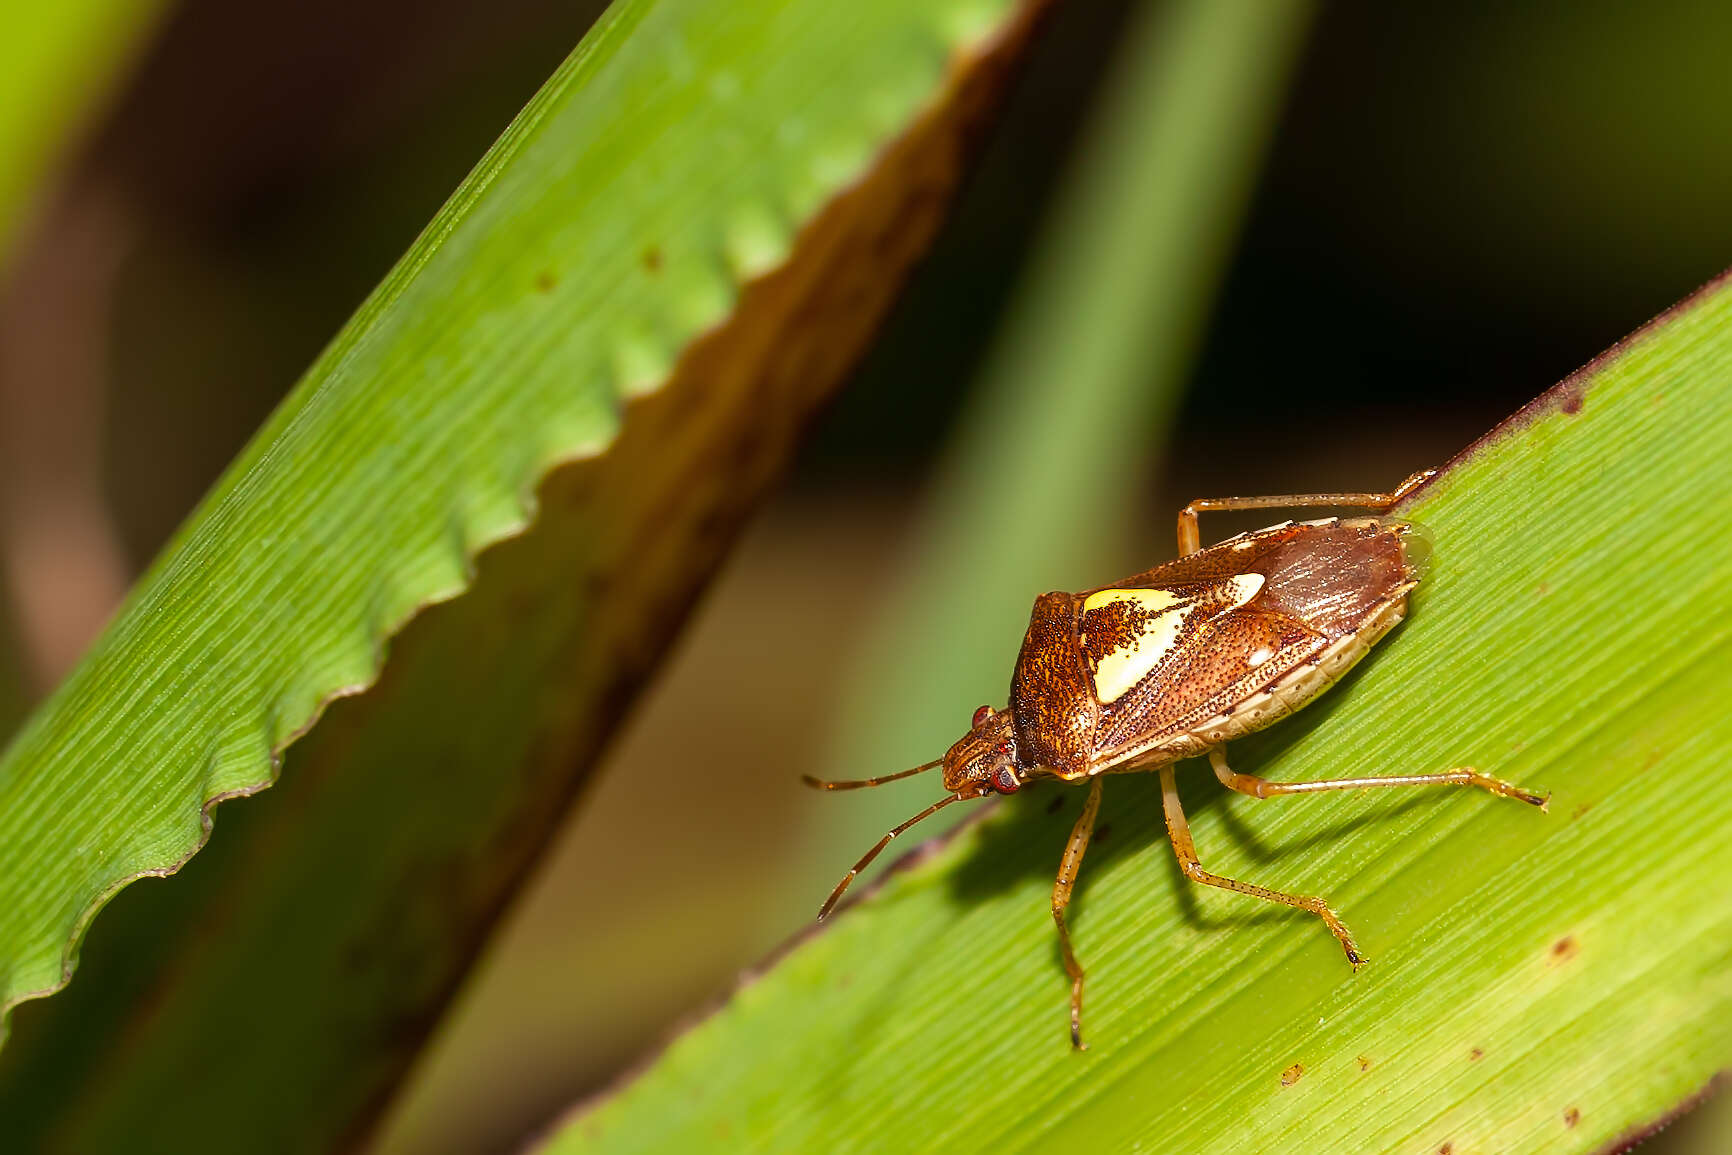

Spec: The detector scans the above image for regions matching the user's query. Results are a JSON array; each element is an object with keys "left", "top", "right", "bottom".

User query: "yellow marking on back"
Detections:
[
  {"left": 1082, "top": 588, "right": 1186, "bottom": 617},
  {"left": 1081, "top": 577, "right": 1266, "bottom": 704},
  {"left": 1080, "top": 590, "right": 1185, "bottom": 703},
  {"left": 1224, "top": 573, "right": 1264, "bottom": 605}
]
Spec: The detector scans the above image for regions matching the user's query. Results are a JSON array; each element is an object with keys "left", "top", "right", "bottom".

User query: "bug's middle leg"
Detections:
[
  {"left": 1052, "top": 775, "right": 1103, "bottom": 1050},
  {"left": 1208, "top": 748, "right": 1548, "bottom": 808},
  {"left": 1157, "top": 765, "right": 1365, "bottom": 966}
]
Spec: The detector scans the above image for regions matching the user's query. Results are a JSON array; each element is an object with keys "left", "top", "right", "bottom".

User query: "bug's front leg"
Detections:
[
  {"left": 1051, "top": 776, "right": 1103, "bottom": 1050},
  {"left": 1157, "top": 765, "right": 1366, "bottom": 966}
]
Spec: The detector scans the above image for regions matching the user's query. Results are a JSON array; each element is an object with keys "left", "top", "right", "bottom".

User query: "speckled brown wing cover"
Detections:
[{"left": 1009, "top": 517, "right": 1418, "bottom": 777}]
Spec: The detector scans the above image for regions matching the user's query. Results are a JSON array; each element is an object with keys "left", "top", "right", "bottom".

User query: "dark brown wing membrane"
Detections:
[{"left": 1255, "top": 520, "right": 1412, "bottom": 636}]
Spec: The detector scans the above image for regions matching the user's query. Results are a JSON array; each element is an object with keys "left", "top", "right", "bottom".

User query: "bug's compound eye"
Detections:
[
  {"left": 972, "top": 704, "right": 994, "bottom": 728},
  {"left": 993, "top": 766, "right": 1021, "bottom": 795}
]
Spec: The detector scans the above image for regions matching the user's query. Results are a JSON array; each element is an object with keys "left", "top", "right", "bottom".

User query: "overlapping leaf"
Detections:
[{"left": 0, "top": 0, "right": 1048, "bottom": 1148}]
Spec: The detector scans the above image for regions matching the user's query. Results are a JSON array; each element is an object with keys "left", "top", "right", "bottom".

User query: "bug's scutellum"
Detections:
[{"left": 806, "top": 471, "right": 1547, "bottom": 1049}]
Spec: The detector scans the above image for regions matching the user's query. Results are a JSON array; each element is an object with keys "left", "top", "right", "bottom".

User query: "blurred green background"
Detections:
[{"left": 2, "top": 0, "right": 1730, "bottom": 1151}]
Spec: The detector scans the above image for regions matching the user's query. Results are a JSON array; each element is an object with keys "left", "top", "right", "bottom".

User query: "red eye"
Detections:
[
  {"left": 972, "top": 704, "right": 993, "bottom": 728},
  {"left": 994, "top": 767, "right": 1021, "bottom": 794}
]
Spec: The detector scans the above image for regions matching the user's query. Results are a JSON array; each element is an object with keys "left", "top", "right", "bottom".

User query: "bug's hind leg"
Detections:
[
  {"left": 1176, "top": 468, "right": 1435, "bottom": 556},
  {"left": 1158, "top": 766, "right": 1366, "bottom": 966},
  {"left": 1208, "top": 748, "right": 1548, "bottom": 808},
  {"left": 1052, "top": 776, "right": 1103, "bottom": 1050}
]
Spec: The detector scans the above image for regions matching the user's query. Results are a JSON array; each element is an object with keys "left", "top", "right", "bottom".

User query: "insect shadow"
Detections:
[{"left": 945, "top": 648, "right": 1444, "bottom": 958}]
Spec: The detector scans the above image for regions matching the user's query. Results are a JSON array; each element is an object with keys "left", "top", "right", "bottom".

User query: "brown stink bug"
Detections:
[{"left": 805, "top": 470, "right": 1547, "bottom": 1048}]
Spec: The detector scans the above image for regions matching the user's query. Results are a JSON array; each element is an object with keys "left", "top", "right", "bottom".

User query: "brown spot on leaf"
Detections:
[
  {"left": 1552, "top": 935, "right": 1578, "bottom": 963},
  {"left": 1560, "top": 386, "right": 1584, "bottom": 415},
  {"left": 642, "top": 245, "right": 664, "bottom": 273},
  {"left": 1572, "top": 802, "right": 1593, "bottom": 821},
  {"left": 1438, "top": 1144, "right": 1453, "bottom": 1155},
  {"left": 1356, "top": 1055, "right": 1372, "bottom": 1073},
  {"left": 1470, "top": 1047, "right": 1484, "bottom": 1061},
  {"left": 1280, "top": 1063, "right": 1304, "bottom": 1087},
  {"left": 534, "top": 270, "right": 557, "bottom": 293},
  {"left": 1565, "top": 1107, "right": 1580, "bottom": 1128}
]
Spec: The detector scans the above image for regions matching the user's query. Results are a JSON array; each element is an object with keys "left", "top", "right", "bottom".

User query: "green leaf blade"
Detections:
[{"left": 541, "top": 279, "right": 1732, "bottom": 1152}]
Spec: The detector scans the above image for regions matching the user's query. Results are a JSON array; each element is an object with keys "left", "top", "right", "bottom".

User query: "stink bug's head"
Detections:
[
  {"left": 805, "top": 705, "right": 1022, "bottom": 921},
  {"left": 941, "top": 705, "right": 1023, "bottom": 795}
]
